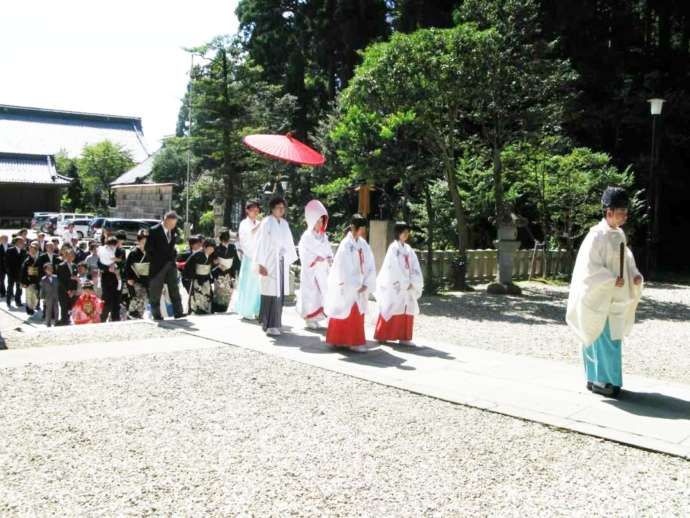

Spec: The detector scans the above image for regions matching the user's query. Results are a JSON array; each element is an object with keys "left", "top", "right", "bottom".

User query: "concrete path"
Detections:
[{"left": 1, "top": 309, "right": 689, "bottom": 460}]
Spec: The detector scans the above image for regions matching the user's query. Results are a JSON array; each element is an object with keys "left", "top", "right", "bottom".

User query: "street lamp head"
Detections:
[{"left": 648, "top": 98, "right": 665, "bottom": 116}]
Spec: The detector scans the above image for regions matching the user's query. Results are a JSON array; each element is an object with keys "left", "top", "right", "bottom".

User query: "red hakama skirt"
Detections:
[
  {"left": 326, "top": 304, "right": 365, "bottom": 346},
  {"left": 374, "top": 313, "right": 414, "bottom": 342}
]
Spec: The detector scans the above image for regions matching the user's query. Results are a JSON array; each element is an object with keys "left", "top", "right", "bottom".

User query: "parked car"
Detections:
[
  {"left": 88, "top": 217, "right": 107, "bottom": 237},
  {"left": 60, "top": 218, "right": 92, "bottom": 239},
  {"left": 42, "top": 213, "right": 95, "bottom": 235},
  {"left": 31, "top": 212, "right": 59, "bottom": 230},
  {"left": 102, "top": 218, "right": 154, "bottom": 243}
]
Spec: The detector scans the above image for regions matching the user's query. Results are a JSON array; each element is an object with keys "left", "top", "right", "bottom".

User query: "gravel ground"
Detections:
[
  {"left": 413, "top": 281, "right": 690, "bottom": 385},
  {"left": 0, "top": 319, "right": 183, "bottom": 350},
  {"left": 1, "top": 344, "right": 688, "bottom": 517}
]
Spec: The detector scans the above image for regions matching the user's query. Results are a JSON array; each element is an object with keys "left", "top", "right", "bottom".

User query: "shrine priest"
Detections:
[
  {"left": 254, "top": 196, "right": 298, "bottom": 336},
  {"left": 324, "top": 214, "right": 376, "bottom": 352},
  {"left": 566, "top": 186, "right": 643, "bottom": 398}
]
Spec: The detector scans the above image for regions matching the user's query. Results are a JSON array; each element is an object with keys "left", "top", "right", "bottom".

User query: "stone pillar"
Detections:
[
  {"left": 487, "top": 223, "right": 522, "bottom": 295},
  {"left": 369, "top": 219, "right": 393, "bottom": 272}
]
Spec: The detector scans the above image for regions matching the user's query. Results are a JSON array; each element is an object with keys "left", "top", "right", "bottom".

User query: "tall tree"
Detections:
[{"left": 78, "top": 141, "right": 135, "bottom": 212}]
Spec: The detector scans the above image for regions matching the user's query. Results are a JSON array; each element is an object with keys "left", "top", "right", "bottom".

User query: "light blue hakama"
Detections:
[
  {"left": 582, "top": 320, "right": 623, "bottom": 387},
  {"left": 235, "top": 255, "right": 261, "bottom": 319}
]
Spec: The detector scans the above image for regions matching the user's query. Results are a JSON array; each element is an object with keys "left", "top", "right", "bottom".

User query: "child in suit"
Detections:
[{"left": 40, "top": 263, "right": 60, "bottom": 327}]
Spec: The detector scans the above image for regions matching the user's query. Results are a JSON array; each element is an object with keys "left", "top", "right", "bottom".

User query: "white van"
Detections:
[{"left": 53, "top": 212, "right": 94, "bottom": 236}]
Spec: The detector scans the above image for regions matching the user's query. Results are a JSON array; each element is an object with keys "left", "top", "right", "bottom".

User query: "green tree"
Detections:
[
  {"left": 78, "top": 141, "right": 135, "bottom": 212},
  {"left": 55, "top": 151, "right": 83, "bottom": 211}
]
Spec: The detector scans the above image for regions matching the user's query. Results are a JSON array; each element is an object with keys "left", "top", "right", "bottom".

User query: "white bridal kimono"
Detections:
[
  {"left": 296, "top": 200, "right": 333, "bottom": 319},
  {"left": 254, "top": 215, "right": 298, "bottom": 297},
  {"left": 325, "top": 232, "right": 376, "bottom": 319},
  {"left": 566, "top": 219, "right": 643, "bottom": 345},
  {"left": 375, "top": 241, "right": 424, "bottom": 321}
]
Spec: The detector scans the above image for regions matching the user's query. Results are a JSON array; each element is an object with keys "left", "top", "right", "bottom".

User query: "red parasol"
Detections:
[{"left": 242, "top": 133, "right": 326, "bottom": 166}]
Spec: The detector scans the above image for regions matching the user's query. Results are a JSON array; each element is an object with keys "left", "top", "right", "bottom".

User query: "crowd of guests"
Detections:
[{"left": 0, "top": 218, "right": 241, "bottom": 327}]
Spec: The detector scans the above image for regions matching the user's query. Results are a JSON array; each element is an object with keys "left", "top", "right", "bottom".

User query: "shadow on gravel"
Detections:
[
  {"left": 605, "top": 391, "right": 690, "bottom": 420},
  {"left": 635, "top": 298, "right": 690, "bottom": 323},
  {"left": 157, "top": 319, "right": 200, "bottom": 331},
  {"left": 419, "top": 288, "right": 565, "bottom": 325}
]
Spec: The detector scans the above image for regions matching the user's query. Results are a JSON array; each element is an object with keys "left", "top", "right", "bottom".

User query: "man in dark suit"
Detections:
[
  {"left": 57, "top": 249, "right": 78, "bottom": 325},
  {"left": 5, "top": 236, "right": 27, "bottom": 307},
  {"left": 145, "top": 211, "right": 184, "bottom": 320},
  {"left": 0, "top": 234, "right": 9, "bottom": 298}
]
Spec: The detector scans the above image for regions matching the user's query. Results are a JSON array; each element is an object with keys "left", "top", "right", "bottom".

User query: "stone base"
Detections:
[{"left": 486, "top": 282, "right": 522, "bottom": 295}]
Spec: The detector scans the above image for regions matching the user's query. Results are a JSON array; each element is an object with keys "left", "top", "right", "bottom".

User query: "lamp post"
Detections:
[
  {"left": 646, "top": 97, "right": 665, "bottom": 278},
  {"left": 184, "top": 53, "right": 194, "bottom": 239}
]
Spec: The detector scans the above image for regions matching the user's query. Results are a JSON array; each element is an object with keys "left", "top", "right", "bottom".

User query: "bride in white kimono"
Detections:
[
  {"left": 374, "top": 222, "right": 424, "bottom": 345},
  {"left": 296, "top": 200, "right": 333, "bottom": 329},
  {"left": 324, "top": 214, "right": 376, "bottom": 352},
  {"left": 566, "top": 187, "right": 643, "bottom": 398},
  {"left": 254, "top": 196, "right": 298, "bottom": 336}
]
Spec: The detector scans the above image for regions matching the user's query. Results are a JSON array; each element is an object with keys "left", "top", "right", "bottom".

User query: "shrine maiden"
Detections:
[
  {"left": 566, "top": 187, "right": 643, "bottom": 398},
  {"left": 296, "top": 200, "right": 333, "bottom": 329},
  {"left": 324, "top": 214, "right": 376, "bottom": 352},
  {"left": 254, "top": 196, "right": 298, "bottom": 336},
  {"left": 374, "top": 222, "right": 424, "bottom": 345},
  {"left": 235, "top": 200, "right": 262, "bottom": 319}
]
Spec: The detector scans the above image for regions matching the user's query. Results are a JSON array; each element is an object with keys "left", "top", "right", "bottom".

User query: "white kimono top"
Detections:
[
  {"left": 325, "top": 232, "right": 376, "bottom": 319},
  {"left": 254, "top": 215, "right": 298, "bottom": 297},
  {"left": 238, "top": 217, "right": 260, "bottom": 260},
  {"left": 566, "top": 219, "right": 643, "bottom": 345},
  {"left": 375, "top": 240, "right": 424, "bottom": 321}
]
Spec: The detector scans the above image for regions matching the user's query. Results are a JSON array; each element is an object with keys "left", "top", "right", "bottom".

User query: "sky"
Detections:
[{"left": 1, "top": 0, "right": 239, "bottom": 151}]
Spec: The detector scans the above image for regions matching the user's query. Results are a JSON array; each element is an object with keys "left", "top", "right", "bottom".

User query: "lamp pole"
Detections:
[
  {"left": 646, "top": 98, "right": 665, "bottom": 278},
  {"left": 184, "top": 53, "right": 194, "bottom": 238}
]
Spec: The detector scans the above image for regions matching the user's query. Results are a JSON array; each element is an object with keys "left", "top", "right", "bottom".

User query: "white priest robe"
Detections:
[
  {"left": 296, "top": 201, "right": 333, "bottom": 319},
  {"left": 566, "top": 219, "right": 643, "bottom": 345},
  {"left": 375, "top": 241, "right": 424, "bottom": 321},
  {"left": 324, "top": 231, "right": 377, "bottom": 319},
  {"left": 254, "top": 215, "right": 298, "bottom": 297}
]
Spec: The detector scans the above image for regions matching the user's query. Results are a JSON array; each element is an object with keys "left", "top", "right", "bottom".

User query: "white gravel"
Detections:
[
  {"left": 1, "top": 344, "right": 688, "bottom": 516},
  {"left": 413, "top": 281, "right": 690, "bottom": 385},
  {"left": 0, "top": 320, "right": 183, "bottom": 350}
]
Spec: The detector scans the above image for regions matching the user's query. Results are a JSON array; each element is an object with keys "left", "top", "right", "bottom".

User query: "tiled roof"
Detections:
[
  {"left": 111, "top": 150, "right": 158, "bottom": 185},
  {"left": 0, "top": 104, "right": 150, "bottom": 162},
  {"left": 0, "top": 152, "right": 70, "bottom": 185}
]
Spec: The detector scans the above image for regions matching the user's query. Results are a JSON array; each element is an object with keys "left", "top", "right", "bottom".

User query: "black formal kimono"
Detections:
[
  {"left": 125, "top": 247, "right": 150, "bottom": 318},
  {"left": 20, "top": 254, "right": 41, "bottom": 314},
  {"left": 212, "top": 243, "right": 240, "bottom": 313},
  {"left": 184, "top": 251, "right": 213, "bottom": 315}
]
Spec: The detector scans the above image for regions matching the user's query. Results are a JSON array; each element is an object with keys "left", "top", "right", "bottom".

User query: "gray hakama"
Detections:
[{"left": 259, "top": 257, "right": 285, "bottom": 331}]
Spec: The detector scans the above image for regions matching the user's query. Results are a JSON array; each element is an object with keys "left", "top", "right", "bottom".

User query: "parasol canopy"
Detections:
[{"left": 242, "top": 133, "right": 326, "bottom": 167}]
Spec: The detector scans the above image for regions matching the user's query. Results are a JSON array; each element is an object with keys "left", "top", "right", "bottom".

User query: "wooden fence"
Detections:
[
  {"left": 416, "top": 248, "right": 572, "bottom": 284},
  {"left": 290, "top": 248, "right": 572, "bottom": 292}
]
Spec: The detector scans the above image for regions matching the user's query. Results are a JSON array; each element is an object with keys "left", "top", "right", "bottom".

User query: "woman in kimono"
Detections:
[
  {"left": 185, "top": 238, "right": 216, "bottom": 315},
  {"left": 324, "top": 214, "right": 377, "bottom": 352},
  {"left": 20, "top": 242, "right": 41, "bottom": 315},
  {"left": 254, "top": 196, "right": 297, "bottom": 336},
  {"left": 566, "top": 187, "right": 643, "bottom": 398},
  {"left": 212, "top": 229, "right": 240, "bottom": 313},
  {"left": 125, "top": 230, "right": 150, "bottom": 319},
  {"left": 374, "top": 222, "right": 424, "bottom": 345},
  {"left": 235, "top": 201, "right": 262, "bottom": 320},
  {"left": 296, "top": 200, "right": 333, "bottom": 329}
]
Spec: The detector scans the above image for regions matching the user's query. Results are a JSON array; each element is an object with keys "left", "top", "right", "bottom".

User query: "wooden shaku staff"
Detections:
[{"left": 619, "top": 242, "right": 625, "bottom": 280}]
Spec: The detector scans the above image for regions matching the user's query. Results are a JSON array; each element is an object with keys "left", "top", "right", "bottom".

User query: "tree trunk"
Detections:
[
  {"left": 423, "top": 181, "right": 437, "bottom": 295},
  {"left": 444, "top": 160, "right": 469, "bottom": 289},
  {"left": 493, "top": 145, "right": 507, "bottom": 223}
]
